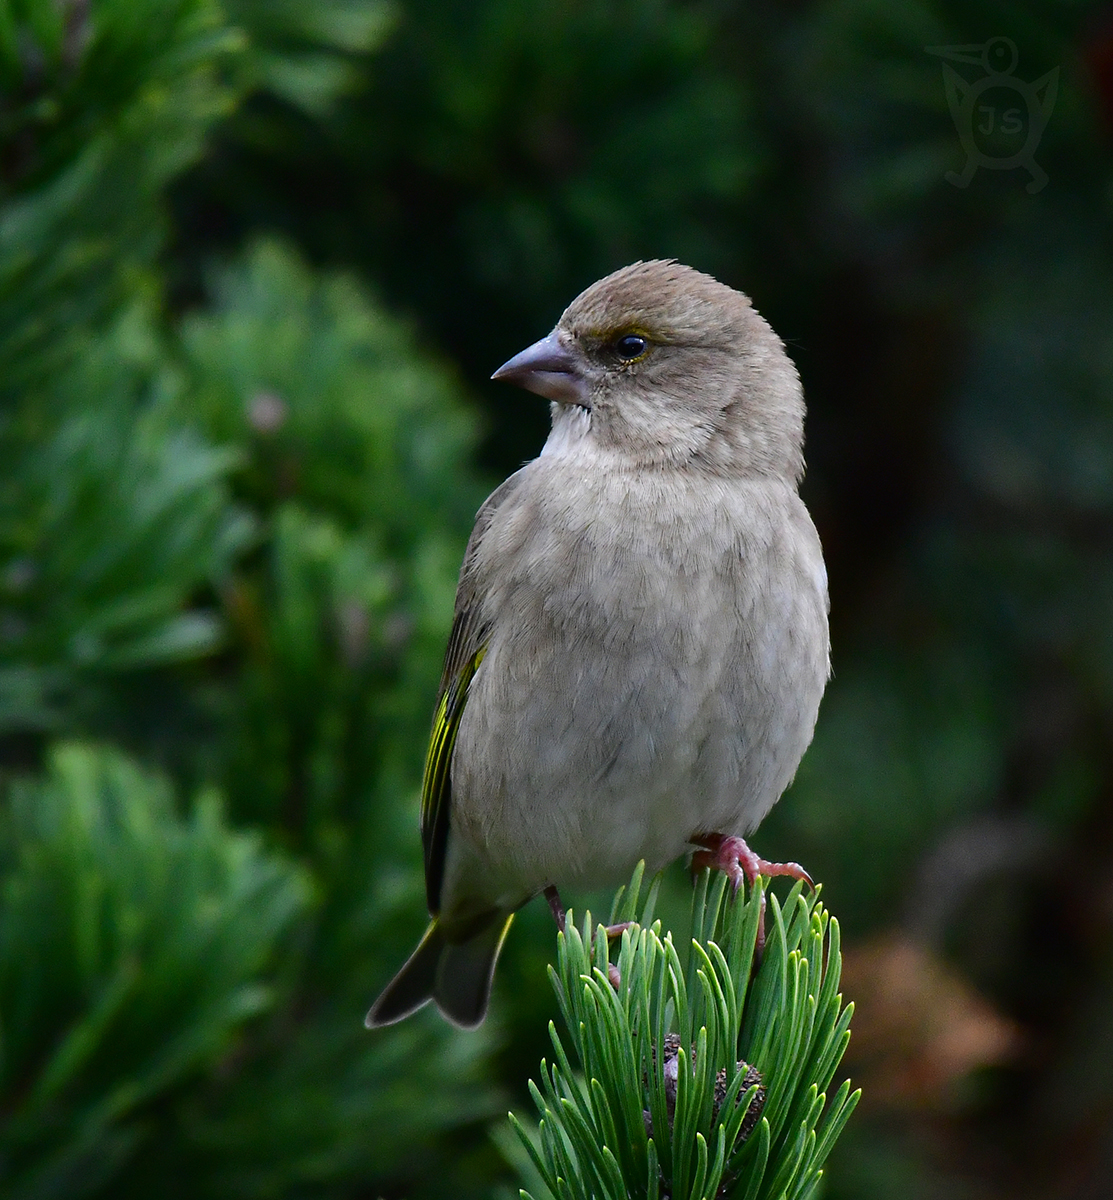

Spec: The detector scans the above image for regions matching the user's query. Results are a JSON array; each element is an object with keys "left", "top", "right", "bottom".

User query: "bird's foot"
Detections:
[
  {"left": 544, "top": 886, "right": 629, "bottom": 990},
  {"left": 690, "top": 833, "right": 813, "bottom": 893},
  {"left": 599, "top": 921, "right": 632, "bottom": 991},
  {"left": 689, "top": 833, "right": 814, "bottom": 957}
]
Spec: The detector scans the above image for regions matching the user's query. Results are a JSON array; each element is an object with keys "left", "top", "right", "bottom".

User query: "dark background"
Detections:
[{"left": 2, "top": 1, "right": 1113, "bottom": 1197}]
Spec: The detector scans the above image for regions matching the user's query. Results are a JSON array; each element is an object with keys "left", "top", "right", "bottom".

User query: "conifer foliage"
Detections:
[
  {"left": 1, "top": 3, "right": 495, "bottom": 1197},
  {"left": 515, "top": 868, "right": 858, "bottom": 1200}
]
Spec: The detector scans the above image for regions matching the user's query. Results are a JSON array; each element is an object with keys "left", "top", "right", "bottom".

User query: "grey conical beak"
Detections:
[{"left": 491, "top": 331, "right": 591, "bottom": 409}]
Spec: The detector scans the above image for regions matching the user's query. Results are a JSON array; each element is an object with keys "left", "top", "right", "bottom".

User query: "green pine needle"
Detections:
[{"left": 513, "top": 864, "right": 860, "bottom": 1200}]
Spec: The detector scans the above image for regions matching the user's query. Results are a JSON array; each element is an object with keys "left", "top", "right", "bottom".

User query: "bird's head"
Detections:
[{"left": 492, "top": 260, "right": 805, "bottom": 480}]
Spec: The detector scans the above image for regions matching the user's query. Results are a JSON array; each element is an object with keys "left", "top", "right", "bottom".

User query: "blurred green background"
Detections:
[{"left": 2, "top": 0, "right": 1112, "bottom": 1196}]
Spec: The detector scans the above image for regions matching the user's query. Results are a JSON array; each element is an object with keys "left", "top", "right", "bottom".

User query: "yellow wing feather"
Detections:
[{"left": 420, "top": 645, "right": 486, "bottom": 914}]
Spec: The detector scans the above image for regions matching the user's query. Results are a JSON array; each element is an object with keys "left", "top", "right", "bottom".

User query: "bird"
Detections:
[{"left": 365, "top": 260, "right": 829, "bottom": 1030}]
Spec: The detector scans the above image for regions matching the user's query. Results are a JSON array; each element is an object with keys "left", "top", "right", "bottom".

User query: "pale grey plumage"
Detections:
[{"left": 366, "top": 260, "right": 829, "bottom": 1029}]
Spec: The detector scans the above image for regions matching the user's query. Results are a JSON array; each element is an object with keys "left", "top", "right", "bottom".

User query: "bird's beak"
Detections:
[{"left": 491, "top": 331, "right": 591, "bottom": 409}]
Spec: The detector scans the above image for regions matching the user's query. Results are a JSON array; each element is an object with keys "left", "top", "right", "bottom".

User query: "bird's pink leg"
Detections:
[
  {"left": 689, "top": 833, "right": 814, "bottom": 956},
  {"left": 543, "top": 884, "right": 630, "bottom": 989}
]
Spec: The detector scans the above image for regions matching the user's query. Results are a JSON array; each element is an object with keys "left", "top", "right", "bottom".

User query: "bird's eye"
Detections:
[{"left": 613, "top": 334, "right": 648, "bottom": 362}]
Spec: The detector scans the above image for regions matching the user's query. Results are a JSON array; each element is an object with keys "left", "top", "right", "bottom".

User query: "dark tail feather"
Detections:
[
  {"left": 365, "top": 920, "right": 443, "bottom": 1027},
  {"left": 365, "top": 913, "right": 515, "bottom": 1030},
  {"left": 435, "top": 913, "right": 515, "bottom": 1029}
]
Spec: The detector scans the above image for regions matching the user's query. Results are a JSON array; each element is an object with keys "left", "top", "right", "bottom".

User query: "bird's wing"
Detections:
[
  {"left": 421, "top": 472, "right": 525, "bottom": 914},
  {"left": 420, "top": 644, "right": 486, "bottom": 915}
]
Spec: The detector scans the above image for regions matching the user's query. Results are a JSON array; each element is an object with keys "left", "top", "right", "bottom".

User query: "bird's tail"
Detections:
[{"left": 364, "top": 911, "right": 515, "bottom": 1029}]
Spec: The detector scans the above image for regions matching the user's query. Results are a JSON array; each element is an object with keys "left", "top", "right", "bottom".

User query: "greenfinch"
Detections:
[{"left": 367, "top": 261, "right": 828, "bottom": 1029}]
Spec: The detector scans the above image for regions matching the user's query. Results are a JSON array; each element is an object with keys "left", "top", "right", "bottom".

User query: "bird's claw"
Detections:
[
  {"left": 690, "top": 833, "right": 813, "bottom": 892},
  {"left": 544, "top": 886, "right": 628, "bottom": 990},
  {"left": 690, "top": 833, "right": 814, "bottom": 959}
]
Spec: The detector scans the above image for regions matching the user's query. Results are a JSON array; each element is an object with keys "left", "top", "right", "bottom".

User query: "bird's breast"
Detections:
[{"left": 447, "top": 460, "right": 829, "bottom": 900}]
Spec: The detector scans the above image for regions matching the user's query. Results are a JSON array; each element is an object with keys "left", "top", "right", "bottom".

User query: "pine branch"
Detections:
[{"left": 511, "top": 865, "right": 859, "bottom": 1200}]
